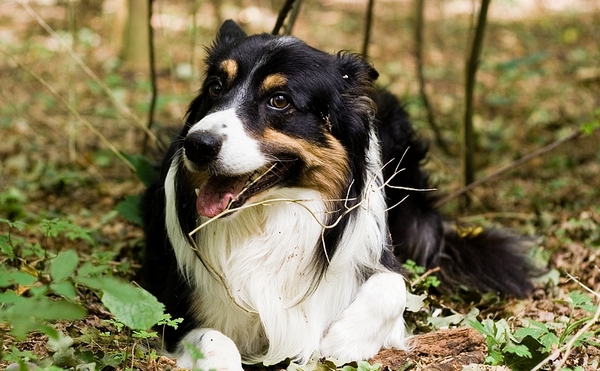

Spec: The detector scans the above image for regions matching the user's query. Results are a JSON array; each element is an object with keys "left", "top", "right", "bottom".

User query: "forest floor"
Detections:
[{"left": 1, "top": 1, "right": 599, "bottom": 370}]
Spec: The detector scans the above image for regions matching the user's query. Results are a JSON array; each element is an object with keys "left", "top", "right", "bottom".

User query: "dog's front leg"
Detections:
[
  {"left": 320, "top": 271, "right": 407, "bottom": 362},
  {"left": 174, "top": 328, "right": 244, "bottom": 371}
]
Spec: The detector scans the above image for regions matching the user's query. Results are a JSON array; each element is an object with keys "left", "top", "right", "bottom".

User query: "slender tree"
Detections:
[
  {"left": 273, "top": 0, "right": 302, "bottom": 35},
  {"left": 463, "top": 0, "right": 491, "bottom": 203},
  {"left": 143, "top": 0, "right": 157, "bottom": 153},
  {"left": 362, "top": 0, "right": 375, "bottom": 58},
  {"left": 414, "top": 0, "right": 450, "bottom": 154},
  {"left": 121, "top": 0, "right": 151, "bottom": 71}
]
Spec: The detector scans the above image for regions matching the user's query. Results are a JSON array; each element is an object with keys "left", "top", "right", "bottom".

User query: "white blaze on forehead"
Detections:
[{"left": 187, "top": 108, "right": 267, "bottom": 175}]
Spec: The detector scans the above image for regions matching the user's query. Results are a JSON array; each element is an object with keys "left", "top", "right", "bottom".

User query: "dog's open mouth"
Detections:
[{"left": 195, "top": 161, "right": 295, "bottom": 218}]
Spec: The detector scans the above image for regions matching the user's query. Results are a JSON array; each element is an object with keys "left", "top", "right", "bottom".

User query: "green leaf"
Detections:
[
  {"left": 539, "top": 332, "right": 560, "bottom": 352},
  {"left": 504, "top": 342, "right": 532, "bottom": 358},
  {"left": 569, "top": 291, "right": 597, "bottom": 313},
  {"left": 47, "top": 331, "right": 74, "bottom": 353},
  {"left": 514, "top": 326, "right": 546, "bottom": 340},
  {"left": 0, "top": 235, "right": 15, "bottom": 260},
  {"left": 0, "top": 290, "right": 26, "bottom": 305},
  {"left": 77, "top": 276, "right": 164, "bottom": 330},
  {"left": 50, "top": 250, "right": 79, "bottom": 281},
  {"left": 38, "top": 219, "right": 94, "bottom": 245},
  {"left": 78, "top": 261, "right": 111, "bottom": 277},
  {"left": 486, "top": 349, "right": 504, "bottom": 365},
  {"left": 10, "top": 296, "right": 87, "bottom": 321},
  {"left": 581, "top": 119, "right": 599, "bottom": 135},
  {"left": 505, "top": 335, "right": 549, "bottom": 371},
  {"left": 102, "top": 284, "right": 164, "bottom": 331},
  {"left": 125, "top": 153, "right": 157, "bottom": 187},
  {"left": 115, "top": 194, "right": 143, "bottom": 226},
  {"left": 2, "top": 296, "right": 85, "bottom": 339},
  {"left": 50, "top": 281, "right": 77, "bottom": 300},
  {"left": 0, "top": 267, "right": 37, "bottom": 288},
  {"left": 0, "top": 218, "right": 27, "bottom": 231}
]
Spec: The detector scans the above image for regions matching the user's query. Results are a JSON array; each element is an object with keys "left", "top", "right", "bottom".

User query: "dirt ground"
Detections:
[{"left": 1, "top": 0, "right": 599, "bottom": 370}]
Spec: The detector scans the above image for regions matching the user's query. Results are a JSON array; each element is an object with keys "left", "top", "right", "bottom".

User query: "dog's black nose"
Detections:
[{"left": 184, "top": 131, "right": 222, "bottom": 167}]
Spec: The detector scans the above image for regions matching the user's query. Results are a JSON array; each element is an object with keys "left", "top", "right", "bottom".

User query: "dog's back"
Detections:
[{"left": 374, "top": 90, "right": 534, "bottom": 297}]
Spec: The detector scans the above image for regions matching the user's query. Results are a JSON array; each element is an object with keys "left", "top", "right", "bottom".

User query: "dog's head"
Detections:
[{"left": 180, "top": 21, "right": 379, "bottom": 218}]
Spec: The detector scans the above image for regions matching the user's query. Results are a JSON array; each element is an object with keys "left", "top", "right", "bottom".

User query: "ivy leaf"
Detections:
[
  {"left": 504, "top": 342, "right": 532, "bottom": 358},
  {"left": 569, "top": 291, "right": 597, "bottom": 313}
]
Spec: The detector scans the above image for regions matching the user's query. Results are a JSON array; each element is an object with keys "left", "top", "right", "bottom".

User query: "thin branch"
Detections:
[
  {"left": 272, "top": 0, "right": 299, "bottom": 35},
  {"left": 435, "top": 127, "right": 585, "bottom": 208},
  {"left": 414, "top": 0, "right": 450, "bottom": 155},
  {"left": 17, "top": 0, "right": 165, "bottom": 152},
  {"left": 362, "top": 0, "right": 375, "bottom": 58},
  {"left": 284, "top": 0, "right": 303, "bottom": 35},
  {"left": 411, "top": 267, "right": 441, "bottom": 289},
  {"left": 530, "top": 273, "right": 599, "bottom": 371},
  {"left": 185, "top": 154, "right": 433, "bottom": 311},
  {"left": 143, "top": 0, "right": 158, "bottom": 154},
  {"left": 2, "top": 49, "right": 135, "bottom": 172},
  {"left": 462, "top": 0, "right": 491, "bottom": 203}
]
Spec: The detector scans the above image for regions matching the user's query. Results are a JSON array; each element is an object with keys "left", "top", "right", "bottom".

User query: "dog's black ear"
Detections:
[
  {"left": 336, "top": 53, "right": 379, "bottom": 86},
  {"left": 216, "top": 20, "right": 247, "bottom": 45}
]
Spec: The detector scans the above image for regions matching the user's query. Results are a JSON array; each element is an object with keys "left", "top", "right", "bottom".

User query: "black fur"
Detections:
[
  {"left": 373, "top": 91, "right": 534, "bottom": 297},
  {"left": 141, "top": 20, "right": 534, "bottom": 355}
]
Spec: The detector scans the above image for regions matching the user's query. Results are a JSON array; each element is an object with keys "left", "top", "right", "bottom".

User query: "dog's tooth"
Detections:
[{"left": 194, "top": 188, "right": 200, "bottom": 196}]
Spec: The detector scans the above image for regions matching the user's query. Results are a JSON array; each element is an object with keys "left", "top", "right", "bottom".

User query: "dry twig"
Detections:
[
  {"left": 2, "top": 49, "right": 136, "bottom": 172},
  {"left": 185, "top": 153, "right": 434, "bottom": 312},
  {"left": 435, "top": 128, "right": 585, "bottom": 207},
  {"left": 17, "top": 0, "right": 164, "bottom": 152}
]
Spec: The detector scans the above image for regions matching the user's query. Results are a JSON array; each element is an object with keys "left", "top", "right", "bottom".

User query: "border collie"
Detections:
[{"left": 141, "top": 20, "right": 533, "bottom": 370}]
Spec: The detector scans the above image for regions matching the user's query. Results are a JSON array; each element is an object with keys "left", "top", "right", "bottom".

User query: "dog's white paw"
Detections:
[
  {"left": 175, "top": 329, "right": 244, "bottom": 371},
  {"left": 320, "top": 272, "right": 407, "bottom": 363},
  {"left": 320, "top": 322, "right": 382, "bottom": 363}
]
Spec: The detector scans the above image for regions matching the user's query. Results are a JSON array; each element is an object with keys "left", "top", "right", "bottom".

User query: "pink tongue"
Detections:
[{"left": 196, "top": 175, "right": 248, "bottom": 218}]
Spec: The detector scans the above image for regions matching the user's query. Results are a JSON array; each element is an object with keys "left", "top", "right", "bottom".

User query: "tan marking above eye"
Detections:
[
  {"left": 261, "top": 73, "right": 288, "bottom": 93},
  {"left": 221, "top": 59, "right": 238, "bottom": 83}
]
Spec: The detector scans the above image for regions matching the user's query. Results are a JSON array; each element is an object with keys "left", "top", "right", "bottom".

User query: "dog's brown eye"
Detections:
[
  {"left": 269, "top": 94, "right": 290, "bottom": 110},
  {"left": 208, "top": 82, "right": 222, "bottom": 97}
]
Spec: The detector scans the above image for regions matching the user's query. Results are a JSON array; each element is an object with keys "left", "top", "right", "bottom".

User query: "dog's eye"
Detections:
[
  {"left": 268, "top": 94, "right": 290, "bottom": 110},
  {"left": 208, "top": 82, "right": 222, "bottom": 98}
]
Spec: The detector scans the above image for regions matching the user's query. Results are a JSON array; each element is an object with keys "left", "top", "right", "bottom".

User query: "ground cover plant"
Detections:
[{"left": 1, "top": 1, "right": 599, "bottom": 370}]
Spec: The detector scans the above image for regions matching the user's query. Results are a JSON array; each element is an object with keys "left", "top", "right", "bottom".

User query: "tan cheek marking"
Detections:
[
  {"left": 221, "top": 59, "right": 238, "bottom": 84},
  {"left": 261, "top": 73, "right": 288, "bottom": 92},
  {"left": 262, "top": 129, "right": 350, "bottom": 202}
]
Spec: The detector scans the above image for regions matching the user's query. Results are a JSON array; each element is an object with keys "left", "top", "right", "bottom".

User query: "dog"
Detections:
[{"left": 141, "top": 20, "right": 534, "bottom": 370}]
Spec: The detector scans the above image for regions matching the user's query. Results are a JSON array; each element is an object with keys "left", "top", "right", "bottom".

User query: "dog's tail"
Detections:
[
  {"left": 387, "top": 191, "right": 535, "bottom": 298},
  {"left": 374, "top": 90, "right": 534, "bottom": 297},
  {"left": 434, "top": 224, "right": 534, "bottom": 297}
]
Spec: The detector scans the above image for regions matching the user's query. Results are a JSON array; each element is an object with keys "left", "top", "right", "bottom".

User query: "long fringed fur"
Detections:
[
  {"left": 140, "top": 19, "right": 534, "bottom": 371},
  {"left": 374, "top": 90, "right": 534, "bottom": 297}
]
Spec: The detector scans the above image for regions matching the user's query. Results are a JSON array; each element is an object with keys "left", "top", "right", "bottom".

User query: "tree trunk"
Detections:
[{"left": 121, "top": 0, "right": 150, "bottom": 72}]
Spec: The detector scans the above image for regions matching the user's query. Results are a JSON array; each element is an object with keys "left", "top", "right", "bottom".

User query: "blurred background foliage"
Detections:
[
  {"left": 1, "top": 0, "right": 598, "bottom": 216},
  {"left": 0, "top": 0, "right": 599, "bottom": 369}
]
